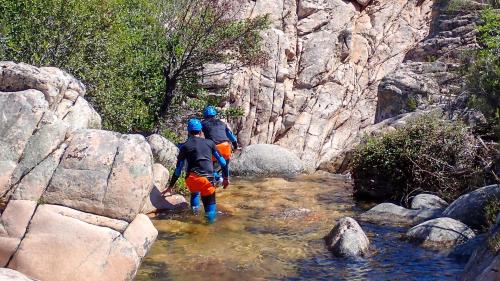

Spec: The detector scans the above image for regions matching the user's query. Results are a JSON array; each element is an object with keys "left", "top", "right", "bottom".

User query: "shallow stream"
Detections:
[{"left": 136, "top": 173, "right": 465, "bottom": 281}]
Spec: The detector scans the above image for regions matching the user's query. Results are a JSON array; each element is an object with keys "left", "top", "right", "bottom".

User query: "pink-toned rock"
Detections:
[
  {"left": 0, "top": 200, "right": 37, "bottom": 266},
  {"left": 8, "top": 205, "right": 140, "bottom": 281},
  {"left": 43, "top": 130, "right": 153, "bottom": 222},
  {"left": 141, "top": 164, "right": 188, "bottom": 214},
  {"left": 123, "top": 214, "right": 158, "bottom": 259}
]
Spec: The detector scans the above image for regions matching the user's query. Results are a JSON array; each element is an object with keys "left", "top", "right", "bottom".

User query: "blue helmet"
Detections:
[
  {"left": 203, "top": 106, "right": 217, "bottom": 118},
  {"left": 187, "top": 118, "right": 202, "bottom": 132}
]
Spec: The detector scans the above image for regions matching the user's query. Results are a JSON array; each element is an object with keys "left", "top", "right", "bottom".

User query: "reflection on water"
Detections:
[{"left": 135, "top": 173, "right": 465, "bottom": 281}]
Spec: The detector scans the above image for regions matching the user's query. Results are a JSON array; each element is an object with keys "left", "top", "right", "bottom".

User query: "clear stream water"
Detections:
[{"left": 135, "top": 173, "right": 465, "bottom": 281}]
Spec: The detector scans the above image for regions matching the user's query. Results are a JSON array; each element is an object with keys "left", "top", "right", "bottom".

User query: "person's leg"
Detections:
[
  {"left": 190, "top": 192, "right": 201, "bottom": 213},
  {"left": 201, "top": 192, "right": 216, "bottom": 224}
]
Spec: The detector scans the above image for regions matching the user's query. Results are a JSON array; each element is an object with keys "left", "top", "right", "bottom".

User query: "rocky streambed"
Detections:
[{"left": 136, "top": 174, "right": 467, "bottom": 281}]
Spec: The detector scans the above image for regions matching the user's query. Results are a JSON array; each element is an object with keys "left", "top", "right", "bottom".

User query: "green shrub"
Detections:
[
  {"left": 0, "top": 0, "right": 166, "bottom": 133},
  {"left": 465, "top": 9, "right": 500, "bottom": 140},
  {"left": 351, "top": 114, "right": 493, "bottom": 204},
  {"left": 484, "top": 195, "right": 500, "bottom": 228}
]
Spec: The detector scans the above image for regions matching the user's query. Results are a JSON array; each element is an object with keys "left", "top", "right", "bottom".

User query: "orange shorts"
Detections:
[
  {"left": 185, "top": 173, "right": 215, "bottom": 196},
  {"left": 212, "top": 142, "right": 232, "bottom": 161}
]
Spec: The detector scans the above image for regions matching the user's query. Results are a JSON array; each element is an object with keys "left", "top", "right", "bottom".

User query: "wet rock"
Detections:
[
  {"left": 406, "top": 218, "right": 475, "bottom": 248},
  {"left": 411, "top": 194, "right": 448, "bottom": 210},
  {"left": 141, "top": 164, "right": 188, "bottom": 214},
  {"left": 147, "top": 134, "right": 179, "bottom": 169},
  {"left": 442, "top": 184, "right": 500, "bottom": 229},
  {"left": 450, "top": 234, "right": 487, "bottom": 260},
  {"left": 0, "top": 268, "right": 34, "bottom": 281},
  {"left": 460, "top": 219, "right": 500, "bottom": 281},
  {"left": 360, "top": 203, "right": 442, "bottom": 226},
  {"left": 324, "top": 217, "right": 369, "bottom": 257},
  {"left": 8, "top": 205, "right": 141, "bottom": 281},
  {"left": 231, "top": 144, "right": 306, "bottom": 177}
]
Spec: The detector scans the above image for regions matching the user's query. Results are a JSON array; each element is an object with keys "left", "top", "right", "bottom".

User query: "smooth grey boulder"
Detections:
[
  {"left": 360, "top": 203, "right": 443, "bottom": 226},
  {"left": 147, "top": 134, "right": 179, "bottom": 169},
  {"left": 411, "top": 193, "right": 448, "bottom": 209},
  {"left": 324, "top": 217, "right": 369, "bottom": 257},
  {"left": 231, "top": 144, "right": 306, "bottom": 177},
  {"left": 0, "top": 268, "right": 34, "bottom": 281},
  {"left": 443, "top": 184, "right": 500, "bottom": 229},
  {"left": 406, "top": 217, "right": 475, "bottom": 248}
]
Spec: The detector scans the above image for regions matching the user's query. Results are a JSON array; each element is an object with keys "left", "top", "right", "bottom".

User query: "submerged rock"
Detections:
[
  {"left": 411, "top": 193, "right": 448, "bottom": 210},
  {"left": 443, "top": 184, "right": 500, "bottom": 229},
  {"left": 406, "top": 218, "right": 475, "bottom": 248},
  {"left": 324, "top": 217, "right": 369, "bottom": 257},
  {"left": 359, "top": 203, "right": 442, "bottom": 226},
  {"left": 231, "top": 144, "right": 306, "bottom": 177}
]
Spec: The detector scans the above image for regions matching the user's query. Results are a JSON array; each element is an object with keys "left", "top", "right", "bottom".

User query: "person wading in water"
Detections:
[
  {"left": 201, "top": 106, "right": 239, "bottom": 182},
  {"left": 162, "top": 118, "right": 229, "bottom": 223}
]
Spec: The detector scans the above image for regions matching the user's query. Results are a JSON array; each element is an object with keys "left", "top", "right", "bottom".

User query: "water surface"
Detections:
[{"left": 136, "top": 173, "right": 465, "bottom": 281}]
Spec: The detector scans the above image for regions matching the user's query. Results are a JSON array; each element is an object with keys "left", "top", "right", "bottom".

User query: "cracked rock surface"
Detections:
[
  {"left": 223, "top": 0, "right": 434, "bottom": 171},
  {"left": 0, "top": 62, "right": 158, "bottom": 281}
]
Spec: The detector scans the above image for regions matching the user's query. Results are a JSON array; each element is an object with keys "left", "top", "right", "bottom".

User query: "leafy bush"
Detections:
[
  {"left": 484, "top": 195, "right": 500, "bottom": 228},
  {"left": 351, "top": 115, "right": 494, "bottom": 204},
  {"left": 0, "top": 0, "right": 166, "bottom": 133},
  {"left": 465, "top": 9, "right": 500, "bottom": 140}
]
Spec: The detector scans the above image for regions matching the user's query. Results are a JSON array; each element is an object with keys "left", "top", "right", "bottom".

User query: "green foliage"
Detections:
[
  {"left": 0, "top": 0, "right": 166, "bottom": 133},
  {"left": 488, "top": 233, "right": 500, "bottom": 251},
  {"left": 406, "top": 97, "right": 418, "bottom": 112},
  {"left": 484, "top": 195, "right": 500, "bottom": 228},
  {"left": 446, "top": 0, "right": 480, "bottom": 11},
  {"left": 157, "top": 0, "right": 270, "bottom": 117},
  {"left": 351, "top": 114, "right": 493, "bottom": 204},
  {"left": 466, "top": 9, "right": 500, "bottom": 140},
  {"left": 0, "top": 0, "right": 267, "bottom": 134}
]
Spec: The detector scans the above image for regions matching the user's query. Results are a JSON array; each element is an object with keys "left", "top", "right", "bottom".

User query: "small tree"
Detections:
[{"left": 157, "top": 0, "right": 269, "bottom": 121}]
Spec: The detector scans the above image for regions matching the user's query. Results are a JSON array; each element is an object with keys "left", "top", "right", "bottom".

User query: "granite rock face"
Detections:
[
  {"left": 0, "top": 62, "right": 157, "bottom": 281},
  {"left": 222, "top": 0, "right": 435, "bottom": 172},
  {"left": 406, "top": 217, "right": 475, "bottom": 248}
]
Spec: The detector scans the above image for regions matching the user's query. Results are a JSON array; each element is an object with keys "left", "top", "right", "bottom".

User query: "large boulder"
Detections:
[
  {"left": 324, "top": 217, "right": 369, "bottom": 257},
  {"left": 411, "top": 193, "right": 448, "bottom": 210},
  {"left": 42, "top": 130, "right": 154, "bottom": 222},
  {"left": 0, "top": 62, "right": 157, "bottom": 281},
  {"left": 231, "top": 144, "right": 306, "bottom": 177},
  {"left": 406, "top": 217, "right": 475, "bottom": 248},
  {"left": 442, "top": 184, "right": 500, "bottom": 229},
  {"left": 359, "top": 203, "right": 443, "bottom": 226},
  {"left": 147, "top": 134, "right": 179, "bottom": 169},
  {"left": 8, "top": 205, "right": 156, "bottom": 281}
]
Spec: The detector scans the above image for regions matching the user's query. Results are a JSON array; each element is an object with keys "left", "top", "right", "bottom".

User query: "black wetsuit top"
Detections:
[
  {"left": 202, "top": 118, "right": 237, "bottom": 144},
  {"left": 175, "top": 136, "right": 228, "bottom": 178}
]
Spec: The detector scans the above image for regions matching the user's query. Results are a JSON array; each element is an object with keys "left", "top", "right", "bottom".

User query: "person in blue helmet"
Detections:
[
  {"left": 162, "top": 118, "right": 229, "bottom": 223},
  {"left": 201, "top": 106, "right": 239, "bottom": 166}
]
